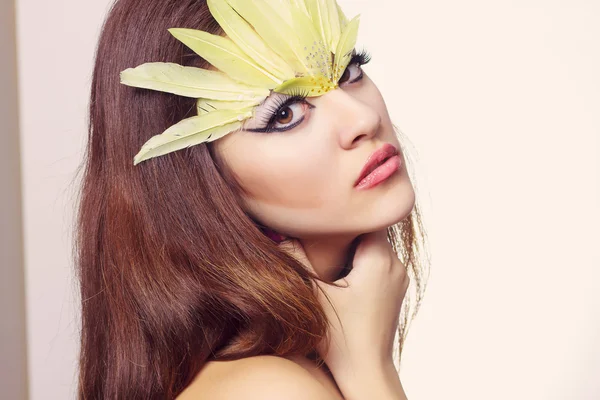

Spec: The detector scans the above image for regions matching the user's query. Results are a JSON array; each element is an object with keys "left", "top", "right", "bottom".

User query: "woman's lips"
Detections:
[
  {"left": 355, "top": 154, "right": 402, "bottom": 190},
  {"left": 354, "top": 143, "right": 400, "bottom": 189}
]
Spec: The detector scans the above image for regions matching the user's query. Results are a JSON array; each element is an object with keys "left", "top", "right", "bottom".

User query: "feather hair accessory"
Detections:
[{"left": 120, "top": 0, "right": 361, "bottom": 165}]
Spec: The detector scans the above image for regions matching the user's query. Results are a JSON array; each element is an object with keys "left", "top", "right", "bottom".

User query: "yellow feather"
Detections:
[
  {"left": 325, "top": 0, "right": 341, "bottom": 52},
  {"left": 133, "top": 108, "right": 253, "bottom": 165},
  {"left": 333, "top": 15, "right": 360, "bottom": 82},
  {"left": 305, "top": 0, "right": 331, "bottom": 52},
  {"left": 207, "top": 0, "right": 295, "bottom": 82},
  {"left": 288, "top": 0, "right": 331, "bottom": 78},
  {"left": 337, "top": 3, "right": 349, "bottom": 28},
  {"left": 263, "top": 0, "right": 293, "bottom": 24},
  {"left": 226, "top": 0, "right": 323, "bottom": 76},
  {"left": 225, "top": 0, "right": 297, "bottom": 69},
  {"left": 168, "top": 28, "right": 279, "bottom": 88},
  {"left": 196, "top": 99, "right": 261, "bottom": 115},
  {"left": 120, "top": 62, "right": 269, "bottom": 101},
  {"left": 290, "top": 0, "right": 310, "bottom": 16},
  {"left": 274, "top": 75, "right": 336, "bottom": 96}
]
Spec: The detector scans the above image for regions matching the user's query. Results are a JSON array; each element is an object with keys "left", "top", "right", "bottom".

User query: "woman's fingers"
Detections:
[
  {"left": 277, "top": 229, "right": 410, "bottom": 375},
  {"left": 343, "top": 229, "right": 393, "bottom": 283}
]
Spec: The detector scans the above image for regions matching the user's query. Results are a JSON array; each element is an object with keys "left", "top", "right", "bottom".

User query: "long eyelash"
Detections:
[
  {"left": 253, "top": 88, "right": 311, "bottom": 134},
  {"left": 337, "top": 48, "right": 372, "bottom": 85},
  {"left": 351, "top": 48, "right": 372, "bottom": 66}
]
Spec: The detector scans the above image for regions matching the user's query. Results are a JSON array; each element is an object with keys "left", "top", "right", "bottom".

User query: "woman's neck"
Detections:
[{"left": 298, "top": 234, "right": 360, "bottom": 282}]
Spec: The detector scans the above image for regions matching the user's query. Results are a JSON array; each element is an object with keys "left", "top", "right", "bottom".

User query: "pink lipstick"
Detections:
[{"left": 354, "top": 143, "right": 401, "bottom": 190}]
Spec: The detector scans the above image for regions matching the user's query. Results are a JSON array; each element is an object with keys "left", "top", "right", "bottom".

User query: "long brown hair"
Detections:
[{"left": 74, "top": 0, "right": 430, "bottom": 398}]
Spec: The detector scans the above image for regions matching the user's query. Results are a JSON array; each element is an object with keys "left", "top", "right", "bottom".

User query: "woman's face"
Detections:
[{"left": 213, "top": 60, "right": 416, "bottom": 240}]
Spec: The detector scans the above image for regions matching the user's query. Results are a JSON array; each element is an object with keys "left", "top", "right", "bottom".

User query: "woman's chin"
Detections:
[{"left": 357, "top": 172, "right": 416, "bottom": 229}]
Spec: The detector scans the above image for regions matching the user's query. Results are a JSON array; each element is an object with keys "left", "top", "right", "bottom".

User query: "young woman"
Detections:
[{"left": 75, "top": 0, "right": 429, "bottom": 398}]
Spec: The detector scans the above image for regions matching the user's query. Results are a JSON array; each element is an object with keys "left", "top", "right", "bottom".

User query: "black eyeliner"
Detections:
[
  {"left": 250, "top": 114, "right": 307, "bottom": 133},
  {"left": 247, "top": 90, "right": 312, "bottom": 134}
]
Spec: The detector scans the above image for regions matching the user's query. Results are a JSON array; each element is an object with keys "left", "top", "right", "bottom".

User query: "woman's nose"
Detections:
[{"left": 320, "top": 88, "right": 382, "bottom": 149}]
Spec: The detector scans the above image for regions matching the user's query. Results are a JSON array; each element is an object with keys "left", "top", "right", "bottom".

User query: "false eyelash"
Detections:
[
  {"left": 351, "top": 48, "right": 372, "bottom": 66},
  {"left": 251, "top": 88, "right": 312, "bottom": 134},
  {"left": 336, "top": 48, "right": 372, "bottom": 84}
]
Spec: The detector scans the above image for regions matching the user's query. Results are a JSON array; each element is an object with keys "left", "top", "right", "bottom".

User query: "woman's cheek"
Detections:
[{"left": 248, "top": 155, "right": 331, "bottom": 209}]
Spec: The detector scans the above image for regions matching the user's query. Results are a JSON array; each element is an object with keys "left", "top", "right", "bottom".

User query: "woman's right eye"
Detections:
[
  {"left": 249, "top": 95, "right": 315, "bottom": 134},
  {"left": 269, "top": 101, "right": 312, "bottom": 131}
]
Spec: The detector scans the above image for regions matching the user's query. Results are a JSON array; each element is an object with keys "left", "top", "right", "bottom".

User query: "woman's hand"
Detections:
[{"left": 279, "top": 229, "right": 410, "bottom": 381}]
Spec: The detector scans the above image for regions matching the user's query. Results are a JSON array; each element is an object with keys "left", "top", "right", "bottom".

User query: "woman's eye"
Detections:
[
  {"left": 246, "top": 94, "right": 314, "bottom": 134},
  {"left": 275, "top": 106, "right": 294, "bottom": 124},
  {"left": 271, "top": 102, "right": 310, "bottom": 130},
  {"left": 338, "top": 63, "right": 364, "bottom": 85}
]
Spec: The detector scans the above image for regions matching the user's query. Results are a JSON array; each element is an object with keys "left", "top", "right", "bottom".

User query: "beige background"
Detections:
[{"left": 2, "top": 0, "right": 599, "bottom": 399}]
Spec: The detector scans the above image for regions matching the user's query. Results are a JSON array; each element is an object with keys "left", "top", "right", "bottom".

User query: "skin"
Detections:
[
  {"left": 213, "top": 65, "right": 416, "bottom": 283},
  {"left": 188, "top": 66, "right": 415, "bottom": 399}
]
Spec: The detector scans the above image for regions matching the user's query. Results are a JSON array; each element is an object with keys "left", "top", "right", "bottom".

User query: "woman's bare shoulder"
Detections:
[{"left": 176, "top": 355, "right": 339, "bottom": 400}]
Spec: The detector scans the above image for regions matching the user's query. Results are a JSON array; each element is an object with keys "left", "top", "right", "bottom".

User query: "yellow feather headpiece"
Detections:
[{"left": 120, "top": 0, "right": 361, "bottom": 165}]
